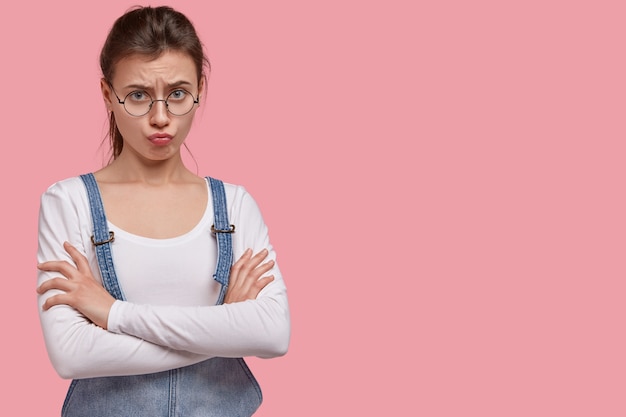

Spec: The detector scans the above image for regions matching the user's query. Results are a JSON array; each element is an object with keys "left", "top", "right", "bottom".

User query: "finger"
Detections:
[
  {"left": 37, "top": 277, "right": 72, "bottom": 295},
  {"left": 229, "top": 249, "right": 253, "bottom": 287},
  {"left": 258, "top": 259, "right": 275, "bottom": 274},
  {"left": 236, "top": 249, "right": 270, "bottom": 283},
  {"left": 246, "top": 276, "right": 274, "bottom": 300},
  {"left": 247, "top": 260, "right": 275, "bottom": 282},
  {"left": 234, "top": 260, "right": 275, "bottom": 296},
  {"left": 247, "top": 249, "right": 270, "bottom": 269},
  {"left": 63, "top": 242, "right": 91, "bottom": 273},
  {"left": 254, "top": 275, "right": 275, "bottom": 291},
  {"left": 37, "top": 260, "right": 77, "bottom": 277},
  {"left": 232, "top": 248, "right": 253, "bottom": 268},
  {"left": 42, "top": 293, "right": 74, "bottom": 311}
]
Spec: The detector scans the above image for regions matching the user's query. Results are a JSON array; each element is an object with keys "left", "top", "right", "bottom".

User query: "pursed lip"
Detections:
[
  {"left": 147, "top": 133, "right": 174, "bottom": 146},
  {"left": 148, "top": 132, "right": 173, "bottom": 141}
]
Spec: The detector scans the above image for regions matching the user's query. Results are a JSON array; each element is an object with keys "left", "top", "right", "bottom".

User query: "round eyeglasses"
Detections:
[{"left": 109, "top": 84, "right": 199, "bottom": 117}]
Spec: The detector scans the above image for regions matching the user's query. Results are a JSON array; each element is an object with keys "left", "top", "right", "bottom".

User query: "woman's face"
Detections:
[{"left": 101, "top": 50, "right": 202, "bottom": 163}]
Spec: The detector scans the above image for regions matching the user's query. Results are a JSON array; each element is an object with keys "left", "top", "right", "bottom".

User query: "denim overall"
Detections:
[{"left": 60, "top": 173, "right": 262, "bottom": 417}]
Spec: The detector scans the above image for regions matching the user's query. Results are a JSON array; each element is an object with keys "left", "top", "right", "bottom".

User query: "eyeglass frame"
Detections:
[{"left": 108, "top": 82, "right": 200, "bottom": 117}]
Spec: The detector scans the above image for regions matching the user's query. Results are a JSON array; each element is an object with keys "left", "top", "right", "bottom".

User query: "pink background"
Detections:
[{"left": 2, "top": 0, "right": 625, "bottom": 415}]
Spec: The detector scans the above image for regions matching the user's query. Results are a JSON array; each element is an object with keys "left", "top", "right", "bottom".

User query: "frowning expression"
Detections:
[{"left": 102, "top": 50, "right": 202, "bottom": 163}]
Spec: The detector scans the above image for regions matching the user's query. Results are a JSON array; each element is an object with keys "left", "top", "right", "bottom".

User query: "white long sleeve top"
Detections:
[{"left": 37, "top": 176, "right": 290, "bottom": 380}]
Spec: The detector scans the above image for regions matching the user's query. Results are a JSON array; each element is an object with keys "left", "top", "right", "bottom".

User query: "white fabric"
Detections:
[{"left": 37, "top": 176, "right": 290, "bottom": 379}]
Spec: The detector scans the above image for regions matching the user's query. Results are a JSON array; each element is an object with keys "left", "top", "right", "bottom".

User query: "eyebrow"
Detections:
[{"left": 122, "top": 80, "right": 194, "bottom": 90}]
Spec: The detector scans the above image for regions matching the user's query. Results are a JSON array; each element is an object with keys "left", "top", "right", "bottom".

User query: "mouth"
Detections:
[{"left": 148, "top": 133, "right": 173, "bottom": 146}]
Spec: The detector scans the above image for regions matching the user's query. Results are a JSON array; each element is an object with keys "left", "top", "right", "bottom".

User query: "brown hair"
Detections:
[{"left": 100, "top": 6, "right": 210, "bottom": 160}]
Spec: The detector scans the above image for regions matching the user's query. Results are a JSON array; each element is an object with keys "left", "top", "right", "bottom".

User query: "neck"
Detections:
[{"left": 100, "top": 151, "right": 197, "bottom": 185}]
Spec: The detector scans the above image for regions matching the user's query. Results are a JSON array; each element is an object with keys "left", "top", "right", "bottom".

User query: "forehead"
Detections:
[{"left": 112, "top": 50, "right": 198, "bottom": 87}]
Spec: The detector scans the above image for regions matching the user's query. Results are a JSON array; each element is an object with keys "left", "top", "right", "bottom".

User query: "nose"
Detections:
[{"left": 149, "top": 99, "right": 170, "bottom": 126}]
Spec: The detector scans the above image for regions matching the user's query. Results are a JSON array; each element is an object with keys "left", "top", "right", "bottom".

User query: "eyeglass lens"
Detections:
[{"left": 123, "top": 89, "right": 196, "bottom": 116}]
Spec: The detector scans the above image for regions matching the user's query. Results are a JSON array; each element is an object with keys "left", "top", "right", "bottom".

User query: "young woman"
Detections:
[{"left": 36, "top": 6, "right": 290, "bottom": 416}]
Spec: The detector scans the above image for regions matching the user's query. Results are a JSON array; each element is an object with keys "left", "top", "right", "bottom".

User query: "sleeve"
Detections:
[
  {"left": 106, "top": 186, "right": 291, "bottom": 358},
  {"left": 37, "top": 180, "right": 212, "bottom": 379}
]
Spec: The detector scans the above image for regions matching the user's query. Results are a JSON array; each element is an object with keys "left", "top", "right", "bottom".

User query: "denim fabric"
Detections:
[
  {"left": 62, "top": 358, "right": 261, "bottom": 417},
  {"left": 208, "top": 177, "right": 233, "bottom": 304},
  {"left": 80, "top": 173, "right": 125, "bottom": 300},
  {"left": 62, "top": 174, "right": 262, "bottom": 417}
]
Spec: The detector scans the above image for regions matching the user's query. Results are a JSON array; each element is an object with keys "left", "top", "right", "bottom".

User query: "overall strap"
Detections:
[
  {"left": 79, "top": 173, "right": 126, "bottom": 301},
  {"left": 208, "top": 177, "right": 235, "bottom": 305}
]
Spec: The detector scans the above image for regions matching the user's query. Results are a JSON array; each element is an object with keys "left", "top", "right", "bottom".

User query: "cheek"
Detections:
[
  {"left": 114, "top": 113, "right": 139, "bottom": 138},
  {"left": 177, "top": 114, "right": 197, "bottom": 137}
]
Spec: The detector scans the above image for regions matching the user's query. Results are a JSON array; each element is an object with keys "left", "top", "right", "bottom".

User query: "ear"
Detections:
[
  {"left": 197, "top": 76, "right": 205, "bottom": 101},
  {"left": 101, "top": 78, "right": 114, "bottom": 111}
]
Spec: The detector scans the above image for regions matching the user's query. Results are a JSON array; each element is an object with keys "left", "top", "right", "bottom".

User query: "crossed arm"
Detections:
[
  {"left": 36, "top": 179, "right": 290, "bottom": 379},
  {"left": 38, "top": 242, "right": 275, "bottom": 329}
]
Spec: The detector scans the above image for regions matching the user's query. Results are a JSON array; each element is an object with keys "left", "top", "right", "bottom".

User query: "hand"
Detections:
[
  {"left": 37, "top": 241, "right": 115, "bottom": 329},
  {"left": 224, "top": 248, "right": 275, "bottom": 304}
]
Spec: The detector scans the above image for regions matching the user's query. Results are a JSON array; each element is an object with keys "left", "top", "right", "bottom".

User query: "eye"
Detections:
[
  {"left": 168, "top": 89, "right": 188, "bottom": 101},
  {"left": 127, "top": 90, "right": 150, "bottom": 102}
]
